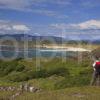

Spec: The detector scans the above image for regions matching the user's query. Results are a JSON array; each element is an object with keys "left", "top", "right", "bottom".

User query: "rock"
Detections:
[
  {"left": 0, "top": 86, "right": 16, "bottom": 91},
  {"left": 29, "top": 87, "right": 35, "bottom": 92},
  {"left": 29, "top": 87, "right": 42, "bottom": 93},
  {"left": 23, "top": 83, "right": 30, "bottom": 92}
]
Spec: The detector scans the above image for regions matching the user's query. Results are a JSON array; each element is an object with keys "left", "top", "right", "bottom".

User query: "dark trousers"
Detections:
[{"left": 90, "top": 70, "right": 100, "bottom": 86}]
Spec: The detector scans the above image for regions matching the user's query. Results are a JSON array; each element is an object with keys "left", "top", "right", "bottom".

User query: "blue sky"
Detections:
[{"left": 0, "top": 0, "right": 100, "bottom": 40}]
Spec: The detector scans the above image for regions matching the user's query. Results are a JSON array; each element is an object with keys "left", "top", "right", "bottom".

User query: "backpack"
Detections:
[{"left": 95, "top": 62, "right": 100, "bottom": 70}]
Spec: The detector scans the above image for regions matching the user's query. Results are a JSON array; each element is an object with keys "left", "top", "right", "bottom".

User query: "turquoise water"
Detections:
[{"left": 0, "top": 49, "right": 78, "bottom": 59}]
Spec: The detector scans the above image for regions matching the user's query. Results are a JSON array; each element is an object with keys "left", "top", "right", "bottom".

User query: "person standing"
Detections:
[{"left": 90, "top": 57, "right": 100, "bottom": 86}]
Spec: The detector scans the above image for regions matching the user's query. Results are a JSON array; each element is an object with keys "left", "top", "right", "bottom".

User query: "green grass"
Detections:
[
  {"left": 15, "top": 86, "right": 100, "bottom": 100},
  {"left": 0, "top": 91, "right": 17, "bottom": 100},
  {"left": 1, "top": 86, "right": 100, "bottom": 100},
  {"left": 0, "top": 57, "right": 95, "bottom": 99},
  {"left": 0, "top": 57, "right": 92, "bottom": 88}
]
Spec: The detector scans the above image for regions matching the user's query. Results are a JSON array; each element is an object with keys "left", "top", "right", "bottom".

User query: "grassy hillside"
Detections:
[
  {"left": 0, "top": 53, "right": 97, "bottom": 100},
  {"left": 0, "top": 56, "right": 92, "bottom": 89}
]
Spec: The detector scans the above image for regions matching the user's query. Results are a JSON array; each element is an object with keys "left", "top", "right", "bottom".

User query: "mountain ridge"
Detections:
[{"left": 0, "top": 34, "right": 100, "bottom": 44}]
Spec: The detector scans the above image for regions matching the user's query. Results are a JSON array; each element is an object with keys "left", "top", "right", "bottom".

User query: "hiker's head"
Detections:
[
  {"left": 95, "top": 56, "right": 99, "bottom": 60},
  {"left": 92, "top": 56, "right": 99, "bottom": 61}
]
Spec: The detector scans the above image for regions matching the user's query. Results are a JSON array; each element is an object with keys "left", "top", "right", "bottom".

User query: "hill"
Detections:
[
  {"left": 0, "top": 34, "right": 100, "bottom": 45},
  {"left": 0, "top": 34, "right": 65, "bottom": 44}
]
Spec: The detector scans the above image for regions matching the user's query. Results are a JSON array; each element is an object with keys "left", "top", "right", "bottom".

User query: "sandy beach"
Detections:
[{"left": 36, "top": 45, "right": 91, "bottom": 52}]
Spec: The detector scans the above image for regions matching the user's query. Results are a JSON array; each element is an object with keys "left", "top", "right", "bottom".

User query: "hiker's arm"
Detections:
[{"left": 93, "top": 62, "right": 96, "bottom": 71}]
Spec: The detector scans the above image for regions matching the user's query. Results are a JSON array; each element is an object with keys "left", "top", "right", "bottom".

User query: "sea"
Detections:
[{"left": 0, "top": 48, "right": 78, "bottom": 59}]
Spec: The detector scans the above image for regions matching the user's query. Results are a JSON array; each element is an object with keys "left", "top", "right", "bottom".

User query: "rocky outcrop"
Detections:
[
  {"left": 19, "top": 83, "right": 42, "bottom": 93},
  {"left": 0, "top": 86, "right": 16, "bottom": 91},
  {"left": 0, "top": 84, "right": 42, "bottom": 100}
]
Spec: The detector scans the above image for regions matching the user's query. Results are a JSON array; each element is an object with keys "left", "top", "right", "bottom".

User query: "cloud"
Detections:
[
  {"left": 71, "top": 20, "right": 100, "bottom": 30},
  {"left": 0, "top": 0, "right": 69, "bottom": 19},
  {"left": 50, "top": 19, "right": 100, "bottom": 40},
  {"left": 80, "top": 0, "right": 100, "bottom": 8},
  {"left": 0, "top": 24, "right": 11, "bottom": 31},
  {"left": 12, "top": 25, "right": 30, "bottom": 31},
  {"left": 0, "top": 0, "right": 71, "bottom": 9},
  {"left": 0, "top": 20, "right": 30, "bottom": 33},
  {"left": 0, "top": 0, "right": 32, "bottom": 10},
  {"left": 52, "top": 20, "right": 100, "bottom": 30},
  {"left": 0, "top": 19, "right": 100, "bottom": 40},
  {"left": 49, "top": 0, "right": 71, "bottom": 6},
  {"left": 31, "top": 0, "right": 71, "bottom": 6}
]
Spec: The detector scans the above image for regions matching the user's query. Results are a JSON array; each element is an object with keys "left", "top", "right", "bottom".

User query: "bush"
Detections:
[
  {"left": 55, "top": 74, "right": 91, "bottom": 89},
  {"left": 47, "top": 67, "right": 70, "bottom": 77},
  {"left": 0, "top": 61, "right": 18, "bottom": 76},
  {"left": 0, "top": 60, "right": 26, "bottom": 77},
  {"left": 15, "top": 64, "right": 25, "bottom": 72},
  {"left": 5, "top": 67, "right": 70, "bottom": 82},
  {"left": 6, "top": 72, "right": 29, "bottom": 82},
  {"left": 26, "top": 70, "right": 47, "bottom": 79},
  {"left": 79, "top": 68, "right": 92, "bottom": 76}
]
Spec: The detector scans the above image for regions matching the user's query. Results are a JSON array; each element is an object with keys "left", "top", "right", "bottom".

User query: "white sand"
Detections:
[{"left": 40, "top": 47, "right": 91, "bottom": 52}]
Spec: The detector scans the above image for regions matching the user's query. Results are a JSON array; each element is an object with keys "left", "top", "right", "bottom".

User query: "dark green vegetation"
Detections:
[{"left": 0, "top": 56, "right": 92, "bottom": 89}]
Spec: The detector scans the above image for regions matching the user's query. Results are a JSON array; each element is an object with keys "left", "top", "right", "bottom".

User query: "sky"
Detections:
[{"left": 0, "top": 0, "right": 100, "bottom": 40}]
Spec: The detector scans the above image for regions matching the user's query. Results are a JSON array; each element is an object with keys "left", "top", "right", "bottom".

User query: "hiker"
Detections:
[{"left": 90, "top": 57, "right": 100, "bottom": 86}]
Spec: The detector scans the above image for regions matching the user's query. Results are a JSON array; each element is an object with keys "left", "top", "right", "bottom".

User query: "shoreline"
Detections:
[
  {"left": 0, "top": 45, "right": 92, "bottom": 52},
  {"left": 36, "top": 45, "right": 91, "bottom": 52},
  {"left": 0, "top": 47, "right": 91, "bottom": 52}
]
